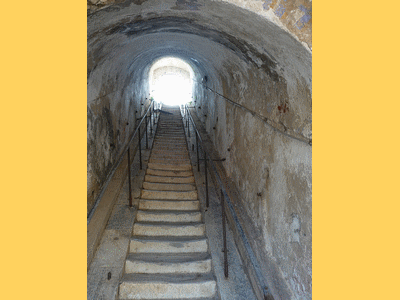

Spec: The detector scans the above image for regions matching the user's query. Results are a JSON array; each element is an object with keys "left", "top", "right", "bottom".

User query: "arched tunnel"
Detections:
[{"left": 87, "top": 0, "right": 312, "bottom": 299}]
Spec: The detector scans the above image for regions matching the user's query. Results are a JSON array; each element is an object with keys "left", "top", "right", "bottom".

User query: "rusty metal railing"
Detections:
[
  {"left": 182, "top": 104, "right": 229, "bottom": 278},
  {"left": 127, "top": 100, "right": 161, "bottom": 207},
  {"left": 182, "top": 104, "right": 274, "bottom": 300}
]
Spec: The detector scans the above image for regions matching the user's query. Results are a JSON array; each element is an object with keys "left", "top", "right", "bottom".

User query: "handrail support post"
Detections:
[
  {"left": 205, "top": 156, "right": 209, "bottom": 208},
  {"left": 127, "top": 147, "right": 133, "bottom": 207},
  {"left": 221, "top": 189, "right": 228, "bottom": 278},
  {"left": 139, "top": 126, "right": 142, "bottom": 170},
  {"left": 145, "top": 115, "right": 148, "bottom": 149},
  {"left": 196, "top": 134, "right": 200, "bottom": 172}
]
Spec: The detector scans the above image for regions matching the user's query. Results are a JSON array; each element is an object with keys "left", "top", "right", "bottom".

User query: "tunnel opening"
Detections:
[{"left": 149, "top": 56, "right": 194, "bottom": 106}]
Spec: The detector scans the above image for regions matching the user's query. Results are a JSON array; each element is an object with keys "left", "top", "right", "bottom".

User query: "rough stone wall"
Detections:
[
  {"left": 195, "top": 42, "right": 311, "bottom": 299},
  {"left": 87, "top": 0, "right": 312, "bottom": 51},
  {"left": 87, "top": 36, "right": 150, "bottom": 215}
]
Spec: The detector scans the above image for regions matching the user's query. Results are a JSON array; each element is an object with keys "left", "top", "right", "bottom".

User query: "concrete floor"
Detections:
[{"left": 87, "top": 107, "right": 256, "bottom": 299}]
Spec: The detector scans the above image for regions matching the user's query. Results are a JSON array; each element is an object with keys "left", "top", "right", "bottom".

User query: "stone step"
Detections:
[
  {"left": 143, "top": 182, "right": 196, "bottom": 191},
  {"left": 150, "top": 150, "right": 188, "bottom": 157},
  {"left": 156, "top": 132, "right": 185, "bottom": 136},
  {"left": 151, "top": 148, "right": 187, "bottom": 153},
  {"left": 119, "top": 273, "right": 217, "bottom": 299},
  {"left": 125, "top": 253, "right": 212, "bottom": 274},
  {"left": 157, "top": 128, "right": 184, "bottom": 131},
  {"left": 157, "top": 124, "right": 184, "bottom": 133},
  {"left": 153, "top": 143, "right": 187, "bottom": 149},
  {"left": 158, "top": 123, "right": 183, "bottom": 125},
  {"left": 155, "top": 132, "right": 186, "bottom": 141},
  {"left": 149, "top": 158, "right": 190, "bottom": 165},
  {"left": 147, "top": 163, "right": 192, "bottom": 171},
  {"left": 130, "top": 236, "right": 208, "bottom": 254},
  {"left": 149, "top": 152, "right": 187, "bottom": 157},
  {"left": 133, "top": 222, "right": 205, "bottom": 236},
  {"left": 139, "top": 199, "right": 199, "bottom": 211},
  {"left": 152, "top": 146, "right": 188, "bottom": 152},
  {"left": 141, "top": 190, "right": 198, "bottom": 200},
  {"left": 154, "top": 139, "right": 186, "bottom": 144},
  {"left": 154, "top": 141, "right": 185, "bottom": 145},
  {"left": 136, "top": 210, "right": 202, "bottom": 223},
  {"left": 144, "top": 175, "right": 195, "bottom": 184},
  {"left": 146, "top": 169, "right": 193, "bottom": 177},
  {"left": 153, "top": 143, "right": 186, "bottom": 148},
  {"left": 156, "top": 133, "right": 184, "bottom": 137},
  {"left": 151, "top": 149, "right": 188, "bottom": 155},
  {"left": 155, "top": 133, "right": 185, "bottom": 137},
  {"left": 155, "top": 137, "right": 186, "bottom": 142},
  {"left": 149, "top": 155, "right": 188, "bottom": 162}
]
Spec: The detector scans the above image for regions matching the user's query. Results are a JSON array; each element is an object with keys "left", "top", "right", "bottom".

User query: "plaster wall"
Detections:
[
  {"left": 194, "top": 34, "right": 311, "bottom": 299},
  {"left": 87, "top": 38, "right": 151, "bottom": 215},
  {"left": 87, "top": 0, "right": 312, "bottom": 51}
]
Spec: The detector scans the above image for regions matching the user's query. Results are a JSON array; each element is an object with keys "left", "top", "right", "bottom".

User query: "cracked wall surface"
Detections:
[{"left": 87, "top": 0, "right": 311, "bottom": 299}]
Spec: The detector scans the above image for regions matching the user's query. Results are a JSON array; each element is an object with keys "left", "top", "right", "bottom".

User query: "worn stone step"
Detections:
[
  {"left": 149, "top": 156, "right": 188, "bottom": 163},
  {"left": 157, "top": 128, "right": 184, "bottom": 132},
  {"left": 156, "top": 134, "right": 184, "bottom": 137},
  {"left": 151, "top": 147, "right": 188, "bottom": 153},
  {"left": 147, "top": 163, "right": 192, "bottom": 171},
  {"left": 154, "top": 140, "right": 186, "bottom": 148},
  {"left": 158, "top": 122, "right": 183, "bottom": 125},
  {"left": 141, "top": 190, "right": 198, "bottom": 200},
  {"left": 158, "top": 128, "right": 183, "bottom": 131},
  {"left": 153, "top": 135, "right": 185, "bottom": 140},
  {"left": 152, "top": 146, "right": 188, "bottom": 152},
  {"left": 125, "top": 253, "right": 212, "bottom": 274},
  {"left": 153, "top": 143, "right": 186, "bottom": 148},
  {"left": 136, "top": 210, "right": 202, "bottom": 223},
  {"left": 154, "top": 132, "right": 184, "bottom": 136},
  {"left": 144, "top": 175, "right": 195, "bottom": 184},
  {"left": 143, "top": 182, "right": 196, "bottom": 191},
  {"left": 152, "top": 142, "right": 187, "bottom": 147},
  {"left": 119, "top": 273, "right": 217, "bottom": 299},
  {"left": 149, "top": 158, "right": 190, "bottom": 165},
  {"left": 139, "top": 199, "right": 199, "bottom": 211},
  {"left": 150, "top": 150, "right": 187, "bottom": 156},
  {"left": 156, "top": 129, "right": 184, "bottom": 133},
  {"left": 133, "top": 222, "right": 205, "bottom": 236},
  {"left": 151, "top": 150, "right": 188, "bottom": 157},
  {"left": 130, "top": 236, "right": 208, "bottom": 254},
  {"left": 156, "top": 132, "right": 185, "bottom": 138},
  {"left": 146, "top": 169, "right": 193, "bottom": 177},
  {"left": 154, "top": 139, "right": 185, "bottom": 144}
]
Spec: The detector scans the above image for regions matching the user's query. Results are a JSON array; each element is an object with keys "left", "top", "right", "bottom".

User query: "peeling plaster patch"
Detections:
[
  {"left": 262, "top": 0, "right": 273, "bottom": 10},
  {"left": 295, "top": 5, "right": 311, "bottom": 29},
  {"left": 274, "top": 4, "right": 286, "bottom": 18}
]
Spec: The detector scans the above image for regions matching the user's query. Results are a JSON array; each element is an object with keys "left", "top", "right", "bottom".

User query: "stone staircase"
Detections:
[{"left": 119, "top": 106, "right": 218, "bottom": 300}]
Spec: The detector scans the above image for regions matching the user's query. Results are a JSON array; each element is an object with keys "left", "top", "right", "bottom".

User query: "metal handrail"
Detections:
[
  {"left": 183, "top": 104, "right": 272, "bottom": 298},
  {"left": 127, "top": 100, "right": 161, "bottom": 207},
  {"left": 183, "top": 104, "right": 229, "bottom": 278},
  {"left": 185, "top": 104, "right": 273, "bottom": 289}
]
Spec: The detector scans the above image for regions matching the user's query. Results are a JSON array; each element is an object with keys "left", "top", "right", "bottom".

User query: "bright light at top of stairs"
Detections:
[{"left": 152, "top": 74, "right": 192, "bottom": 106}]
